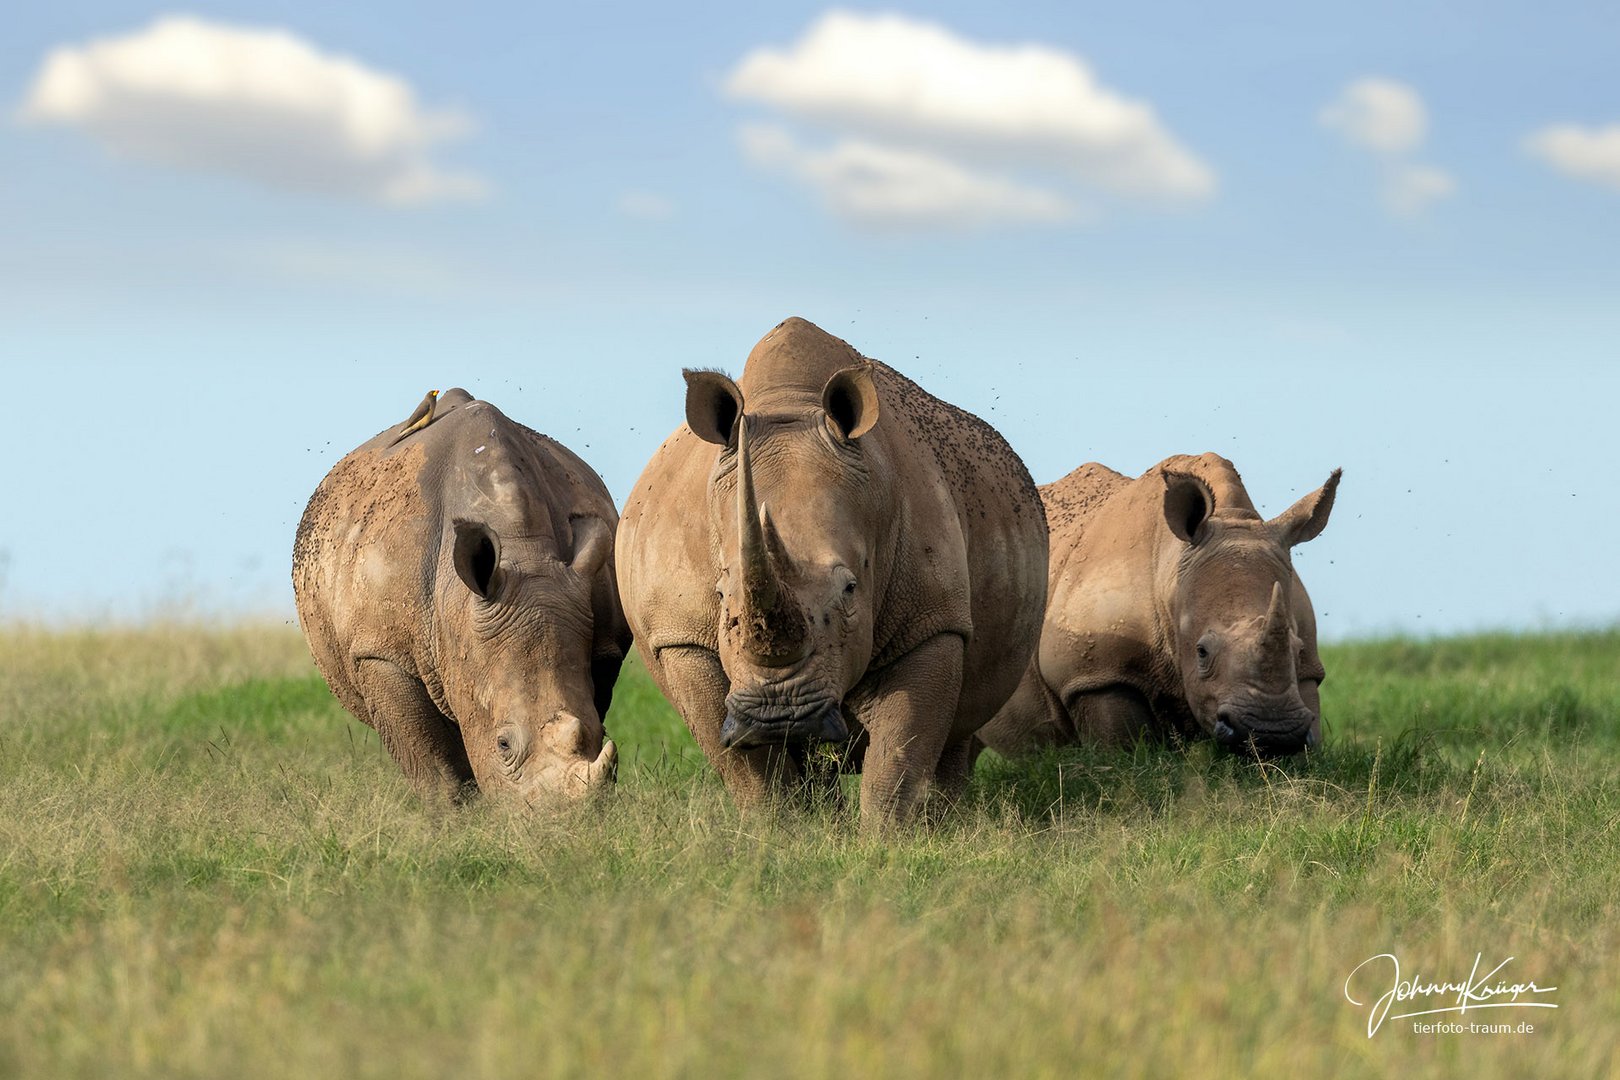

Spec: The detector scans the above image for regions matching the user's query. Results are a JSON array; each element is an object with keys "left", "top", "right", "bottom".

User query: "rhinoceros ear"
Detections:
[
  {"left": 684, "top": 370, "right": 744, "bottom": 447},
  {"left": 568, "top": 515, "right": 612, "bottom": 580},
  {"left": 1270, "top": 468, "right": 1342, "bottom": 548},
  {"left": 1162, "top": 471, "right": 1215, "bottom": 546},
  {"left": 823, "top": 362, "right": 879, "bottom": 441},
  {"left": 452, "top": 519, "right": 501, "bottom": 599}
]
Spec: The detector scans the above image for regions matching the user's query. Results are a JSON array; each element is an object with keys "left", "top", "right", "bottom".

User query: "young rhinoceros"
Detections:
[
  {"left": 293, "top": 388, "right": 629, "bottom": 806},
  {"left": 978, "top": 453, "right": 1340, "bottom": 758},
  {"left": 616, "top": 317, "right": 1049, "bottom": 827}
]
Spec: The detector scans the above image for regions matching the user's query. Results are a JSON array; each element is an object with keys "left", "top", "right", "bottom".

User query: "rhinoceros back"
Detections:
[
  {"left": 865, "top": 361, "right": 1049, "bottom": 722},
  {"left": 873, "top": 363, "right": 1042, "bottom": 528}
]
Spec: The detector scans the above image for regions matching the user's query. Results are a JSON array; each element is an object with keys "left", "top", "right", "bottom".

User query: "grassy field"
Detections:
[{"left": 1, "top": 624, "right": 1616, "bottom": 1078}]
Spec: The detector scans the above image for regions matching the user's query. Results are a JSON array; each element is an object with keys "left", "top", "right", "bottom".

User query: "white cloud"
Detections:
[
  {"left": 1525, "top": 124, "right": 1620, "bottom": 192},
  {"left": 617, "top": 190, "right": 676, "bottom": 220},
  {"left": 1319, "top": 77, "right": 1451, "bottom": 216},
  {"left": 723, "top": 11, "right": 1211, "bottom": 228},
  {"left": 16, "top": 15, "right": 485, "bottom": 205},
  {"left": 1384, "top": 164, "right": 1455, "bottom": 215},
  {"left": 1319, "top": 78, "right": 1426, "bottom": 155},
  {"left": 740, "top": 123, "right": 1076, "bottom": 229}
]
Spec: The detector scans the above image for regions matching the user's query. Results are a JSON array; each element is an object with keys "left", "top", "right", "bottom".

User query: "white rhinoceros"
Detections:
[
  {"left": 616, "top": 318, "right": 1049, "bottom": 826},
  {"left": 293, "top": 388, "right": 629, "bottom": 805},
  {"left": 979, "top": 453, "right": 1340, "bottom": 758}
]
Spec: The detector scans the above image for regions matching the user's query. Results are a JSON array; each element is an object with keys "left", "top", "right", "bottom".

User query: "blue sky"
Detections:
[{"left": 2, "top": 2, "right": 1617, "bottom": 637}]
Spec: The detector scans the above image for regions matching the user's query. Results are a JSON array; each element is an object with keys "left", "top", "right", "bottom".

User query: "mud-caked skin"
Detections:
[
  {"left": 293, "top": 389, "right": 630, "bottom": 806},
  {"left": 616, "top": 317, "right": 1049, "bottom": 828},
  {"left": 978, "top": 453, "right": 1340, "bottom": 759}
]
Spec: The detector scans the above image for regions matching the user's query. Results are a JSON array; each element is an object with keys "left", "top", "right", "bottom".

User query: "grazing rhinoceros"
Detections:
[
  {"left": 977, "top": 453, "right": 1340, "bottom": 758},
  {"left": 616, "top": 317, "right": 1048, "bottom": 826},
  {"left": 293, "top": 388, "right": 629, "bottom": 806}
]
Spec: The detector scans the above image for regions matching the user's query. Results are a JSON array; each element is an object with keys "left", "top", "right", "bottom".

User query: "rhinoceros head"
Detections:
[
  {"left": 1160, "top": 468, "right": 1341, "bottom": 756},
  {"left": 440, "top": 510, "right": 618, "bottom": 803},
  {"left": 684, "top": 363, "right": 883, "bottom": 750}
]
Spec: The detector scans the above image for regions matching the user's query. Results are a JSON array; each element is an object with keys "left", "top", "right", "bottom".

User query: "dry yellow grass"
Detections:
[{"left": 1, "top": 624, "right": 1615, "bottom": 1077}]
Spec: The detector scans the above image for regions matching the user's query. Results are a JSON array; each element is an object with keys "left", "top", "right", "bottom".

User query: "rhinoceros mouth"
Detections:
[
  {"left": 720, "top": 689, "right": 849, "bottom": 749},
  {"left": 1213, "top": 710, "right": 1318, "bottom": 758}
]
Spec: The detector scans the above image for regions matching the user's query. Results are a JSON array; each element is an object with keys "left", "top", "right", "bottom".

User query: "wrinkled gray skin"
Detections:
[
  {"left": 293, "top": 389, "right": 630, "bottom": 806},
  {"left": 978, "top": 453, "right": 1340, "bottom": 759},
  {"left": 617, "top": 318, "right": 1049, "bottom": 827}
]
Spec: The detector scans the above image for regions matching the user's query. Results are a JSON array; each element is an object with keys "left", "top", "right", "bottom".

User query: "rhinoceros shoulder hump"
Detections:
[{"left": 872, "top": 362, "right": 1039, "bottom": 516}]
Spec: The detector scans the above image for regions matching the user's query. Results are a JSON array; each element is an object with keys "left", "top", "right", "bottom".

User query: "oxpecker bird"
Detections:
[{"left": 391, "top": 389, "right": 439, "bottom": 444}]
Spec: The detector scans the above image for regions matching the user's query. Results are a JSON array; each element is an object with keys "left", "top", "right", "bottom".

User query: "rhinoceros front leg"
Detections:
[
  {"left": 650, "top": 646, "right": 798, "bottom": 809},
  {"left": 1069, "top": 685, "right": 1156, "bottom": 746},
  {"left": 353, "top": 657, "right": 475, "bottom": 804},
  {"left": 974, "top": 660, "right": 1071, "bottom": 758},
  {"left": 853, "top": 634, "right": 964, "bottom": 830},
  {"left": 1298, "top": 678, "right": 1324, "bottom": 747}
]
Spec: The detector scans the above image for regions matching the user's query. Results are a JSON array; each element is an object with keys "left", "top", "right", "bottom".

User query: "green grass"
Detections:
[{"left": 1, "top": 624, "right": 1616, "bottom": 1077}]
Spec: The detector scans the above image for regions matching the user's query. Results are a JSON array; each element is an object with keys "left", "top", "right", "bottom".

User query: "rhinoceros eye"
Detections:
[
  {"left": 1194, "top": 635, "right": 1217, "bottom": 675},
  {"left": 833, "top": 568, "right": 858, "bottom": 613},
  {"left": 495, "top": 727, "right": 527, "bottom": 771}
]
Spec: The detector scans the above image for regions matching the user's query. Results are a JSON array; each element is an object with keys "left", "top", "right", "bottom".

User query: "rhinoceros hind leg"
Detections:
[
  {"left": 855, "top": 634, "right": 964, "bottom": 831},
  {"left": 1069, "top": 685, "right": 1155, "bottom": 747},
  {"left": 930, "top": 735, "right": 976, "bottom": 808},
  {"left": 353, "top": 657, "right": 475, "bottom": 804}
]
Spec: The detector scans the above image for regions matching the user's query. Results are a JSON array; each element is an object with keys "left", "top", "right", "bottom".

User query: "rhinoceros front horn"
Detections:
[
  {"left": 1262, "top": 581, "right": 1291, "bottom": 661},
  {"left": 735, "top": 416, "right": 808, "bottom": 664},
  {"left": 565, "top": 737, "right": 617, "bottom": 797},
  {"left": 737, "top": 415, "right": 776, "bottom": 612},
  {"left": 586, "top": 739, "right": 617, "bottom": 788}
]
